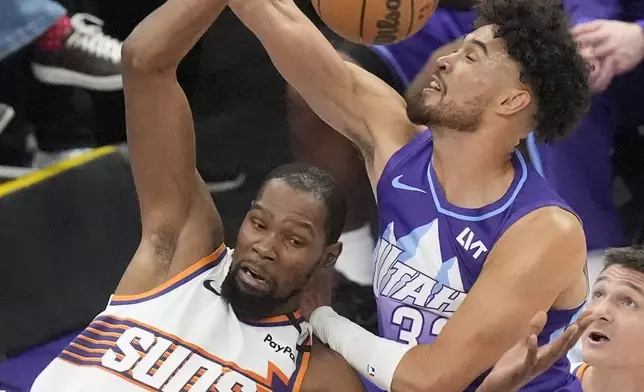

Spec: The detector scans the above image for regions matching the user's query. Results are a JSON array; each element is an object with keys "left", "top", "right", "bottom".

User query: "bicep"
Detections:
[
  {"left": 115, "top": 177, "right": 223, "bottom": 296},
  {"left": 124, "top": 72, "right": 200, "bottom": 231},
  {"left": 121, "top": 71, "right": 223, "bottom": 295}
]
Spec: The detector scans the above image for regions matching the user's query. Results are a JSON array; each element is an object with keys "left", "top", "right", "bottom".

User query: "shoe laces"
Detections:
[{"left": 67, "top": 13, "right": 122, "bottom": 64}]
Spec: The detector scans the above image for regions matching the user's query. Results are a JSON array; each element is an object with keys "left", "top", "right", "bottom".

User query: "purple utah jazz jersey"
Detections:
[{"left": 373, "top": 130, "right": 584, "bottom": 392}]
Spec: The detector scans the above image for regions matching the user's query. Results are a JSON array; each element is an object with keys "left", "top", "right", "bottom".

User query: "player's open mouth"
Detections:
[
  {"left": 428, "top": 77, "right": 442, "bottom": 92},
  {"left": 588, "top": 331, "right": 610, "bottom": 343},
  {"left": 237, "top": 265, "right": 269, "bottom": 291},
  {"left": 241, "top": 266, "right": 266, "bottom": 282}
]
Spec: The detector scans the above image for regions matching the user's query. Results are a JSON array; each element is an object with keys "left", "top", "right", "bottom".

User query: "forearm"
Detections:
[
  {"left": 121, "top": 0, "right": 227, "bottom": 232},
  {"left": 311, "top": 307, "right": 478, "bottom": 392},
  {"left": 310, "top": 307, "right": 413, "bottom": 391},
  {"left": 122, "top": 0, "right": 227, "bottom": 72},
  {"left": 229, "top": 0, "right": 361, "bottom": 135}
]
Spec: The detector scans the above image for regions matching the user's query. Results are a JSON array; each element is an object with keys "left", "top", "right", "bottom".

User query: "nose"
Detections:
[
  {"left": 252, "top": 233, "right": 277, "bottom": 261},
  {"left": 588, "top": 298, "right": 613, "bottom": 323},
  {"left": 436, "top": 54, "right": 453, "bottom": 74}
]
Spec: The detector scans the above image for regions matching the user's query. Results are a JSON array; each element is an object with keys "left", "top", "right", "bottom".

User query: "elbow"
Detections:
[
  {"left": 121, "top": 36, "right": 149, "bottom": 74},
  {"left": 121, "top": 34, "right": 172, "bottom": 75}
]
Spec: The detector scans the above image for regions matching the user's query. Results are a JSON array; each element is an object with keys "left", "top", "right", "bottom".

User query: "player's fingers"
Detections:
[
  {"left": 589, "top": 58, "right": 615, "bottom": 92},
  {"left": 571, "top": 20, "right": 604, "bottom": 37},
  {"left": 559, "top": 324, "right": 580, "bottom": 353},
  {"left": 575, "top": 30, "right": 610, "bottom": 49},
  {"left": 527, "top": 311, "right": 548, "bottom": 337},
  {"left": 525, "top": 334, "right": 538, "bottom": 369},
  {"left": 535, "top": 324, "right": 579, "bottom": 372},
  {"left": 566, "top": 311, "right": 597, "bottom": 345},
  {"left": 593, "top": 42, "right": 617, "bottom": 59}
]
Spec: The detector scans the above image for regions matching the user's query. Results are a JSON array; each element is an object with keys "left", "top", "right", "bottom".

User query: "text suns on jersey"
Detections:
[{"left": 97, "top": 326, "right": 274, "bottom": 391}]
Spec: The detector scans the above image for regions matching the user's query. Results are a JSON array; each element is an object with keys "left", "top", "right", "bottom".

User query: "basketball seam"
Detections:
[
  {"left": 359, "top": 0, "right": 367, "bottom": 43},
  {"left": 406, "top": 0, "right": 415, "bottom": 37}
]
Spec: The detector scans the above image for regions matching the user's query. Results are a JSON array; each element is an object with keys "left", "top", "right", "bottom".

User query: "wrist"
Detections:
[
  {"left": 309, "top": 306, "right": 337, "bottom": 344},
  {"left": 309, "top": 306, "right": 413, "bottom": 391}
]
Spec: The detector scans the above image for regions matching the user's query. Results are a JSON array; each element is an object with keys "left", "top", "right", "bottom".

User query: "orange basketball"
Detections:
[{"left": 312, "top": 0, "right": 438, "bottom": 45}]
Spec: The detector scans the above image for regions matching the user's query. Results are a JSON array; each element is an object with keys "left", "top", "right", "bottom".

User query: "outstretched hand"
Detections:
[
  {"left": 476, "top": 310, "right": 596, "bottom": 392},
  {"left": 572, "top": 20, "right": 644, "bottom": 91}
]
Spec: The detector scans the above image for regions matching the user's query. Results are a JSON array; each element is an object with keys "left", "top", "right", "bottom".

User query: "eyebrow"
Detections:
[
  {"left": 250, "top": 202, "right": 273, "bottom": 218},
  {"left": 594, "top": 276, "right": 644, "bottom": 296},
  {"left": 462, "top": 37, "right": 489, "bottom": 56},
  {"left": 625, "top": 282, "right": 644, "bottom": 296},
  {"left": 595, "top": 276, "right": 608, "bottom": 284},
  {"left": 251, "top": 202, "right": 315, "bottom": 236}
]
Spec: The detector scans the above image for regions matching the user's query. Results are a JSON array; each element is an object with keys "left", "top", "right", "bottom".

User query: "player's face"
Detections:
[
  {"left": 224, "top": 179, "right": 334, "bottom": 320},
  {"left": 406, "top": 25, "right": 517, "bottom": 132},
  {"left": 582, "top": 265, "right": 644, "bottom": 368}
]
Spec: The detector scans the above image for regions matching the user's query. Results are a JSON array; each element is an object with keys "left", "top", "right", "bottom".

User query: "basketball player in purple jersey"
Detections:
[{"left": 231, "top": 0, "right": 591, "bottom": 391}]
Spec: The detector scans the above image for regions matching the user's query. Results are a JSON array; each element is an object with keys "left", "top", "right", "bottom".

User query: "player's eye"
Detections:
[
  {"left": 252, "top": 219, "right": 266, "bottom": 231},
  {"left": 287, "top": 237, "right": 304, "bottom": 248}
]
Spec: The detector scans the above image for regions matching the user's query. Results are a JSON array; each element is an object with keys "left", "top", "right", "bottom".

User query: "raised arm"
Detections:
[
  {"left": 229, "top": 0, "right": 418, "bottom": 180},
  {"left": 114, "top": 0, "right": 227, "bottom": 296}
]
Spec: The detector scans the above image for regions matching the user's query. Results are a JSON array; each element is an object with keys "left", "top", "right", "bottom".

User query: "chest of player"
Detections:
[
  {"left": 55, "top": 313, "right": 307, "bottom": 391},
  {"left": 72, "top": 275, "right": 309, "bottom": 391},
  {"left": 374, "top": 155, "right": 513, "bottom": 346}
]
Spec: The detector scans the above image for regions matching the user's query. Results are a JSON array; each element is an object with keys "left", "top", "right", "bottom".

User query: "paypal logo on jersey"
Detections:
[
  {"left": 264, "top": 334, "right": 296, "bottom": 362},
  {"left": 391, "top": 175, "right": 426, "bottom": 194}
]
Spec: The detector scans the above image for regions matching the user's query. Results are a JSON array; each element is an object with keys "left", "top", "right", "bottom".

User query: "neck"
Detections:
[
  {"left": 430, "top": 124, "right": 517, "bottom": 208},
  {"left": 585, "top": 365, "right": 644, "bottom": 392},
  {"left": 269, "top": 295, "right": 301, "bottom": 318}
]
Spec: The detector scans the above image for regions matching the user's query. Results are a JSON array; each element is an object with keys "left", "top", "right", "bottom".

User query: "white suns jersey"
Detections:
[{"left": 31, "top": 245, "right": 313, "bottom": 392}]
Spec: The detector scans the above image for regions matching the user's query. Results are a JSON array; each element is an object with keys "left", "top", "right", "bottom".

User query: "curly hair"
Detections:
[{"left": 474, "top": 0, "right": 591, "bottom": 143}]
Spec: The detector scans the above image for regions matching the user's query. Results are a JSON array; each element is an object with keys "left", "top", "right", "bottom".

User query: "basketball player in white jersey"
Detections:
[{"left": 28, "top": 0, "right": 366, "bottom": 390}]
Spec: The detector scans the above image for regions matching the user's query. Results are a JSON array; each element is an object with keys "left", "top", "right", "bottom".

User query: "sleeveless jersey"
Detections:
[
  {"left": 373, "top": 131, "right": 584, "bottom": 392},
  {"left": 31, "top": 245, "right": 312, "bottom": 392},
  {"left": 572, "top": 362, "right": 589, "bottom": 381}
]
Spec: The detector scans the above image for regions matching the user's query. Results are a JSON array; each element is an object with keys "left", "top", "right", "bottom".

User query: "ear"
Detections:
[
  {"left": 321, "top": 242, "right": 343, "bottom": 269},
  {"left": 495, "top": 89, "right": 531, "bottom": 116}
]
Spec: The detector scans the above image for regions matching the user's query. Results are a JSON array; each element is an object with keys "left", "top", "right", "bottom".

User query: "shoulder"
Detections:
[
  {"left": 489, "top": 206, "right": 586, "bottom": 273},
  {"left": 501, "top": 206, "right": 585, "bottom": 251},
  {"left": 519, "top": 206, "right": 584, "bottom": 244},
  {"left": 300, "top": 337, "right": 366, "bottom": 392}
]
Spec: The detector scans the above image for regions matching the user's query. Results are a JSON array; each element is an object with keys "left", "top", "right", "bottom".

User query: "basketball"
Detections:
[{"left": 312, "top": 0, "right": 439, "bottom": 45}]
